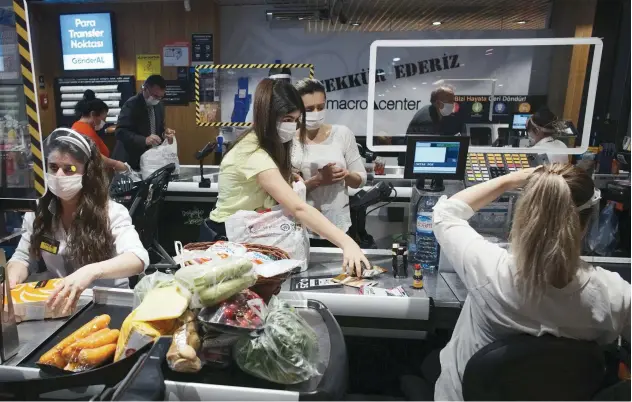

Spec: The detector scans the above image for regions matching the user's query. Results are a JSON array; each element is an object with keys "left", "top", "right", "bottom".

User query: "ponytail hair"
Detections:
[
  {"left": 510, "top": 164, "right": 595, "bottom": 298},
  {"left": 74, "top": 89, "right": 109, "bottom": 117}
]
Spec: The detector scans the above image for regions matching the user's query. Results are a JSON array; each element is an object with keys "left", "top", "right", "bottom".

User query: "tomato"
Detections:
[{"left": 222, "top": 307, "right": 235, "bottom": 320}]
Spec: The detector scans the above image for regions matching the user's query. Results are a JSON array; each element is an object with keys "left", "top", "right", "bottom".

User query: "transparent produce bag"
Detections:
[
  {"left": 133, "top": 271, "right": 178, "bottom": 308},
  {"left": 233, "top": 296, "right": 320, "bottom": 385},
  {"left": 197, "top": 289, "right": 265, "bottom": 335}
]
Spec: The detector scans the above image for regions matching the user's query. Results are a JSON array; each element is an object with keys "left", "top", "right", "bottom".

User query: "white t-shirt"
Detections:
[
  {"left": 533, "top": 136, "right": 570, "bottom": 164},
  {"left": 10, "top": 200, "right": 149, "bottom": 288},
  {"left": 291, "top": 125, "right": 367, "bottom": 234},
  {"left": 432, "top": 196, "right": 631, "bottom": 401}
]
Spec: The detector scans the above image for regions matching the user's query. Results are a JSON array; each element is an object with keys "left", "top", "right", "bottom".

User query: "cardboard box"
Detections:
[{"left": 4, "top": 279, "right": 73, "bottom": 322}]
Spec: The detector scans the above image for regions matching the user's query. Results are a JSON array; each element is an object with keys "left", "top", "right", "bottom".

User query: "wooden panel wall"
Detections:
[{"left": 29, "top": 0, "right": 220, "bottom": 165}]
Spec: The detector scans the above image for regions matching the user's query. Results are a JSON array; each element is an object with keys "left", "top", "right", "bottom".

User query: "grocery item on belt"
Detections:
[
  {"left": 198, "top": 274, "right": 257, "bottom": 307},
  {"left": 114, "top": 310, "right": 177, "bottom": 362},
  {"left": 61, "top": 328, "right": 120, "bottom": 362},
  {"left": 166, "top": 311, "right": 202, "bottom": 373},
  {"left": 175, "top": 257, "right": 253, "bottom": 292},
  {"left": 197, "top": 289, "right": 264, "bottom": 334},
  {"left": 133, "top": 286, "right": 190, "bottom": 322},
  {"left": 254, "top": 259, "right": 301, "bottom": 278},
  {"left": 244, "top": 251, "right": 273, "bottom": 265},
  {"left": 6, "top": 279, "right": 75, "bottom": 322},
  {"left": 332, "top": 274, "right": 378, "bottom": 289},
  {"left": 208, "top": 241, "right": 248, "bottom": 259},
  {"left": 361, "top": 265, "right": 388, "bottom": 278},
  {"left": 133, "top": 271, "right": 177, "bottom": 308},
  {"left": 65, "top": 343, "right": 117, "bottom": 372},
  {"left": 38, "top": 314, "right": 111, "bottom": 369},
  {"left": 199, "top": 331, "right": 241, "bottom": 368},
  {"left": 234, "top": 296, "right": 320, "bottom": 385}
]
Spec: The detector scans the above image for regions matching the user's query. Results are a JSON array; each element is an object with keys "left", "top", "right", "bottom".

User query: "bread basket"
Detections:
[{"left": 183, "top": 242, "right": 292, "bottom": 303}]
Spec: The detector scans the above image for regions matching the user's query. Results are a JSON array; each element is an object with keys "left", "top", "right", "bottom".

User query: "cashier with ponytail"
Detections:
[
  {"left": 6, "top": 129, "right": 149, "bottom": 313},
  {"left": 72, "top": 90, "right": 128, "bottom": 172},
  {"left": 206, "top": 78, "right": 370, "bottom": 276},
  {"left": 431, "top": 164, "right": 630, "bottom": 400}
]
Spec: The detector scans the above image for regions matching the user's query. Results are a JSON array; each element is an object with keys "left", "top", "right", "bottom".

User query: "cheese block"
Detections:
[
  {"left": 133, "top": 286, "right": 189, "bottom": 322},
  {"left": 4, "top": 279, "right": 73, "bottom": 322}
]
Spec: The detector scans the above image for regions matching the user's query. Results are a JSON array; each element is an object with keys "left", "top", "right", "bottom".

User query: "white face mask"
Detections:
[
  {"left": 277, "top": 122, "right": 297, "bottom": 143},
  {"left": 94, "top": 120, "right": 105, "bottom": 131},
  {"left": 146, "top": 96, "right": 160, "bottom": 106},
  {"left": 305, "top": 110, "right": 326, "bottom": 130},
  {"left": 47, "top": 173, "right": 83, "bottom": 200},
  {"left": 439, "top": 102, "right": 454, "bottom": 116}
]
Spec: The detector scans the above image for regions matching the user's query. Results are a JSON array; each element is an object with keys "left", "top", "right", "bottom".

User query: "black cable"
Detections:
[{"left": 365, "top": 185, "right": 398, "bottom": 215}]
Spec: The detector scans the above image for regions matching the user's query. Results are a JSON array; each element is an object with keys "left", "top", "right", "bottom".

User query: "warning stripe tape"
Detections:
[
  {"left": 195, "top": 63, "right": 315, "bottom": 127},
  {"left": 14, "top": 0, "right": 44, "bottom": 197}
]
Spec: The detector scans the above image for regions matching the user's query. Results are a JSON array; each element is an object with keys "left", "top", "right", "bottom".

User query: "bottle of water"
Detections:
[{"left": 415, "top": 195, "right": 440, "bottom": 270}]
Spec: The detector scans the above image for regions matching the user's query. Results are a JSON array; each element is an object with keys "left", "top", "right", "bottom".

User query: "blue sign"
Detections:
[
  {"left": 59, "top": 13, "right": 115, "bottom": 71},
  {"left": 494, "top": 102, "right": 507, "bottom": 114}
]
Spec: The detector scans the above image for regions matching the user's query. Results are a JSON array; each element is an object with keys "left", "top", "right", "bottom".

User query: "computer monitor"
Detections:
[
  {"left": 404, "top": 136, "right": 469, "bottom": 180},
  {"left": 511, "top": 113, "right": 532, "bottom": 130}
]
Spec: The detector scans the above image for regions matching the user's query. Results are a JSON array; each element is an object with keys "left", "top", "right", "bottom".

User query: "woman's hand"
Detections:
[
  {"left": 47, "top": 265, "right": 99, "bottom": 315},
  {"left": 7, "top": 262, "right": 28, "bottom": 289},
  {"left": 319, "top": 164, "right": 348, "bottom": 185},
  {"left": 341, "top": 238, "right": 370, "bottom": 277},
  {"left": 292, "top": 172, "right": 304, "bottom": 183}
]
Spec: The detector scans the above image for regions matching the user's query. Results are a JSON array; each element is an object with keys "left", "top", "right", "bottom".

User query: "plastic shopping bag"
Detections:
[
  {"left": 225, "top": 181, "right": 310, "bottom": 271},
  {"left": 585, "top": 202, "right": 619, "bottom": 256},
  {"left": 140, "top": 137, "right": 180, "bottom": 179},
  {"left": 233, "top": 296, "right": 320, "bottom": 384}
]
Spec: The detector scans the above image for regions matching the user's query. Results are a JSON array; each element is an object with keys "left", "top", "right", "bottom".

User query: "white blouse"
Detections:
[
  {"left": 291, "top": 125, "right": 367, "bottom": 234},
  {"left": 432, "top": 196, "right": 631, "bottom": 401},
  {"left": 9, "top": 200, "right": 149, "bottom": 289}
]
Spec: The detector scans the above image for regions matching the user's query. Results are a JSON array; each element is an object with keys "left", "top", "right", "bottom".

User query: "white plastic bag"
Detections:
[
  {"left": 140, "top": 138, "right": 180, "bottom": 179},
  {"left": 225, "top": 181, "right": 310, "bottom": 272}
]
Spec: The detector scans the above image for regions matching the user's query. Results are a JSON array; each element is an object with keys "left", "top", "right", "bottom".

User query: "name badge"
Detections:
[{"left": 39, "top": 236, "right": 60, "bottom": 255}]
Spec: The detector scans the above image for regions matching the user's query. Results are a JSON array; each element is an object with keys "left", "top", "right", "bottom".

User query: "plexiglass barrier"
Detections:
[{"left": 366, "top": 38, "right": 603, "bottom": 155}]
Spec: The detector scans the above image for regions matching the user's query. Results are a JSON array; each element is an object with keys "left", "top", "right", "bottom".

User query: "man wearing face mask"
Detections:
[
  {"left": 291, "top": 79, "right": 367, "bottom": 246},
  {"left": 396, "top": 86, "right": 461, "bottom": 166},
  {"left": 112, "top": 75, "right": 176, "bottom": 171}
]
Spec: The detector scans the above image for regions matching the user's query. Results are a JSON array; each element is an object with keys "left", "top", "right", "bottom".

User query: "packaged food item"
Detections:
[
  {"left": 114, "top": 310, "right": 176, "bottom": 362},
  {"left": 254, "top": 259, "right": 301, "bottom": 278},
  {"left": 198, "top": 273, "right": 257, "bottom": 307},
  {"left": 7, "top": 279, "right": 75, "bottom": 322},
  {"left": 208, "top": 241, "right": 248, "bottom": 259},
  {"left": 234, "top": 296, "right": 320, "bottom": 385},
  {"left": 65, "top": 343, "right": 117, "bottom": 372},
  {"left": 61, "top": 328, "right": 120, "bottom": 362},
  {"left": 166, "top": 311, "right": 202, "bottom": 373},
  {"left": 38, "top": 314, "right": 111, "bottom": 369},
  {"left": 175, "top": 257, "right": 253, "bottom": 292},
  {"left": 360, "top": 285, "right": 408, "bottom": 297},
  {"left": 199, "top": 331, "right": 241, "bottom": 368},
  {"left": 244, "top": 251, "right": 273, "bottom": 265},
  {"left": 133, "top": 286, "right": 190, "bottom": 322},
  {"left": 361, "top": 265, "right": 388, "bottom": 278},
  {"left": 332, "top": 274, "right": 378, "bottom": 289},
  {"left": 133, "top": 272, "right": 178, "bottom": 308},
  {"left": 198, "top": 290, "right": 264, "bottom": 334}
]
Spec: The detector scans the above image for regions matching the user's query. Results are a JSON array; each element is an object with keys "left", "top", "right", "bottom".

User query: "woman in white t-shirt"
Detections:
[
  {"left": 291, "top": 79, "right": 367, "bottom": 245},
  {"left": 432, "top": 164, "right": 630, "bottom": 400},
  {"left": 527, "top": 107, "right": 570, "bottom": 164}
]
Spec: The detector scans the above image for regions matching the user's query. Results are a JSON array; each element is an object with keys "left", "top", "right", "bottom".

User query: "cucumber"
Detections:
[
  {"left": 176, "top": 258, "right": 253, "bottom": 292},
  {"left": 198, "top": 275, "right": 258, "bottom": 307}
]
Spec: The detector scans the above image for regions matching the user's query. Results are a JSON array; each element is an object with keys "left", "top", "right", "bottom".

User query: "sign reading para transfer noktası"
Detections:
[{"left": 60, "top": 13, "right": 115, "bottom": 71}]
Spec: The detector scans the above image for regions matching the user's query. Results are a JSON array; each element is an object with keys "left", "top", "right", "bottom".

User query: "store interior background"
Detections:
[{"left": 28, "top": 0, "right": 630, "bottom": 165}]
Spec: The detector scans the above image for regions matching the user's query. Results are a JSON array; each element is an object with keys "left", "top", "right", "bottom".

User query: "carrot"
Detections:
[
  {"left": 61, "top": 329, "right": 119, "bottom": 362},
  {"left": 38, "top": 315, "right": 111, "bottom": 368},
  {"left": 76, "top": 343, "right": 117, "bottom": 369}
]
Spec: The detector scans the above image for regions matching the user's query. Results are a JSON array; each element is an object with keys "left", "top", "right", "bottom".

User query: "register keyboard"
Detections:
[{"left": 466, "top": 153, "right": 535, "bottom": 185}]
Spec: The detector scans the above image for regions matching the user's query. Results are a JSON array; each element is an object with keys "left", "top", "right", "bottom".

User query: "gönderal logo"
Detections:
[{"left": 60, "top": 13, "right": 115, "bottom": 70}]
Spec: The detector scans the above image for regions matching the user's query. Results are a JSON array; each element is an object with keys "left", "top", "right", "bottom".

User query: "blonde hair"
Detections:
[{"left": 510, "top": 164, "right": 595, "bottom": 298}]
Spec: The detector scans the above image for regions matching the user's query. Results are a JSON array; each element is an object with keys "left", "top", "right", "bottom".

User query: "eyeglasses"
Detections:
[{"left": 47, "top": 163, "right": 81, "bottom": 175}]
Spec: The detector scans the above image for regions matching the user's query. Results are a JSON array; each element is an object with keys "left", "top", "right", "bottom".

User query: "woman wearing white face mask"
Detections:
[
  {"left": 291, "top": 79, "right": 367, "bottom": 245},
  {"left": 72, "top": 90, "right": 128, "bottom": 172},
  {"left": 206, "top": 79, "right": 370, "bottom": 276},
  {"left": 526, "top": 106, "right": 570, "bottom": 165},
  {"left": 6, "top": 128, "right": 148, "bottom": 314}
]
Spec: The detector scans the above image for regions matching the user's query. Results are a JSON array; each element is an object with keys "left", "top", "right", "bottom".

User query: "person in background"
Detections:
[
  {"left": 205, "top": 79, "right": 370, "bottom": 276},
  {"left": 72, "top": 90, "right": 128, "bottom": 173},
  {"left": 292, "top": 78, "right": 367, "bottom": 246},
  {"left": 112, "top": 75, "right": 175, "bottom": 171},
  {"left": 396, "top": 86, "right": 461, "bottom": 166},
  {"left": 6, "top": 129, "right": 148, "bottom": 314},
  {"left": 527, "top": 106, "right": 570, "bottom": 164},
  {"left": 432, "top": 164, "right": 630, "bottom": 400}
]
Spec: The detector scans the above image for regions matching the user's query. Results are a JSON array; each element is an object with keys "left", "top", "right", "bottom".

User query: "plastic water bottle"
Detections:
[{"left": 415, "top": 195, "right": 440, "bottom": 270}]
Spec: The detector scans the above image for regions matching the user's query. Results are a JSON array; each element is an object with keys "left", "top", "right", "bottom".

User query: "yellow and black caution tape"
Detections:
[
  {"left": 14, "top": 0, "right": 44, "bottom": 196},
  {"left": 195, "top": 63, "right": 314, "bottom": 127}
]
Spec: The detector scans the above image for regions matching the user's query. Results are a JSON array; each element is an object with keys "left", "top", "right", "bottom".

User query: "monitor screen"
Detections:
[
  {"left": 60, "top": 13, "right": 116, "bottom": 71},
  {"left": 512, "top": 113, "right": 532, "bottom": 130},
  {"left": 412, "top": 141, "right": 461, "bottom": 175}
]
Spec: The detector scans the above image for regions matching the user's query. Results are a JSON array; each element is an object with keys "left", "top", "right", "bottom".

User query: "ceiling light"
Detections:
[
  {"left": 350, "top": 21, "right": 361, "bottom": 26},
  {"left": 498, "top": 84, "right": 503, "bottom": 87},
  {"left": 486, "top": 48, "right": 494, "bottom": 53},
  {"left": 517, "top": 20, "right": 527, "bottom": 24},
  {"left": 412, "top": 87, "right": 417, "bottom": 90},
  {"left": 266, "top": 11, "right": 273, "bottom": 16},
  {"left": 393, "top": 57, "right": 400, "bottom": 62},
  {"left": 432, "top": 21, "right": 442, "bottom": 26}
]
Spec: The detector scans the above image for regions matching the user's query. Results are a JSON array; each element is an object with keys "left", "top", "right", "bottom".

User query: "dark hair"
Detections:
[
  {"left": 228, "top": 79, "right": 306, "bottom": 181},
  {"left": 74, "top": 90, "right": 109, "bottom": 117},
  {"left": 526, "top": 106, "right": 562, "bottom": 137},
  {"left": 144, "top": 75, "right": 166, "bottom": 90},
  {"left": 430, "top": 86, "right": 454, "bottom": 103},
  {"left": 295, "top": 78, "right": 326, "bottom": 99},
  {"left": 31, "top": 134, "right": 114, "bottom": 267}
]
